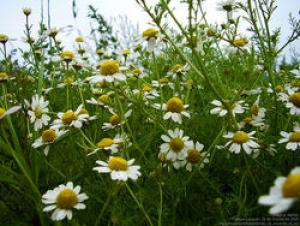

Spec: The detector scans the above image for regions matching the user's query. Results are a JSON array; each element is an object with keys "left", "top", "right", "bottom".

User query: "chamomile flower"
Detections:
[
  {"left": 160, "top": 128, "right": 193, "bottom": 162},
  {"left": 151, "top": 77, "right": 174, "bottom": 89},
  {"left": 278, "top": 123, "right": 300, "bottom": 151},
  {"left": 210, "top": 99, "right": 246, "bottom": 117},
  {"left": 88, "top": 134, "right": 126, "bottom": 156},
  {"left": 32, "top": 128, "right": 67, "bottom": 155},
  {"left": 182, "top": 141, "right": 209, "bottom": 172},
  {"left": 0, "top": 105, "right": 21, "bottom": 120},
  {"left": 86, "top": 94, "right": 111, "bottom": 107},
  {"left": 42, "top": 182, "right": 88, "bottom": 221},
  {"left": 93, "top": 156, "right": 141, "bottom": 181},
  {"left": 278, "top": 89, "right": 300, "bottom": 115},
  {"left": 0, "top": 72, "right": 13, "bottom": 82},
  {"left": 51, "top": 104, "right": 90, "bottom": 129},
  {"left": 26, "top": 95, "right": 51, "bottom": 131},
  {"left": 258, "top": 166, "right": 300, "bottom": 215},
  {"left": 141, "top": 28, "right": 161, "bottom": 51},
  {"left": 102, "top": 109, "right": 132, "bottom": 131},
  {"left": 168, "top": 64, "right": 188, "bottom": 80},
  {"left": 223, "top": 131, "right": 260, "bottom": 154},
  {"left": 86, "top": 60, "right": 126, "bottom": 84},
  {"left": 60, "top": 50, "right": 75, "bottom": 62},
  {"left": 153, "top": 97, "right": 190, "bottom": 124}
]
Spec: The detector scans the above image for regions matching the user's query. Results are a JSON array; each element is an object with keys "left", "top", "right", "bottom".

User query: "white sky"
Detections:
[{"left": 0, "top": 0, "right": 299, "bottom": 59}]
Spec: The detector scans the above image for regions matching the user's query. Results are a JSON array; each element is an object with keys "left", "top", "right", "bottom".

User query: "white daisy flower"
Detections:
[
  {"left": 223, "top": 131, "right": 260, "bottom": 154},
  {"left": 86, "top": 94, "right": 111, "bottom": 107},
  {"left": 86, "top": 60, "right": 126, "bottom": 84},
  {"left": 160, "top": 128, "right": 193, "bottom": 162},
  {"left": 26, "top": 95, "right": 51, "bottom": 131},
  {"left": 167, "top": 64, "right": 189, "bottom": 80},
  {"left": 210, "top": 100, "right": 246, "bottom": 117},
  {"left": 51, "top": 104, "right": 90, "bottom": 129},
  {"left": 278, "top": 123, "right": 300, "bottom": 151},
  {"left": 151, "top": 77, "right": 174, "bottom": 89},
  {"left": 182, "top": 141, "right": 209, "bottom": 172},
  {"left": 278, "top": 89, "right": 300, "bottom": 115},
  {"left": 258, "top": 166, "right": 300, "bottom": 215},
  {"left": 42, "top": 182, "right": 88, "bottom": 221},
  {"left": 93, "top": 156, "right": 141, "bottom": 181},
  {"left": 32, "top": 128, "right": 67, "bottom": 156},
  {"left": 102, "top": 108, "right": 132, "bottom": 131},
  {"left": 0, "top": 105, "right": 21, "bottom": 120},
  {"left": 153, "top": 97, "right": 190, "bottom": 124},
  {"left": 141, "top": 28, "right": 162, "bottom": 51}
]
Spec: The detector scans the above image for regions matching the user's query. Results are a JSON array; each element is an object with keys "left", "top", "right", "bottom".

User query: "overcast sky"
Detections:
[{"left": 0, "top": 0, "right": 299, "bottom": 60}]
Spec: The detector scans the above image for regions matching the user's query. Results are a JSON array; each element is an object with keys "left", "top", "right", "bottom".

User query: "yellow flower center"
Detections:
[
  {"left": 62, "top": 111, "right": 77, "bottom": 125},
  {"left": 132, "top": 68, "right": 142, "bottom": 76},
  {"left": 289, "top": 92, "right": 300, "bottom": 108},
  {"left": 63, "top": 77, "right": 74, "bottom": 85},
  {"left": 0, "top": 34, "right": 9, "bottom": 43},
  {"left": 233, "top": 38, "right": 248, "bottom": 47},
  {"left": 122, "top": 49, "right": 130, "bottom": 56},
  {"left": 56, "top": 188, "right": 78, "bottom": 209},
  {"left": 172, "top": 64, "right": 183, "bottom": 73},
  {"left": 79, "top": 108, "right": 89, "bottom": 115},
  {"left": 61, "top": 51, "right": 75, "bottom": 61},
  {"left": 170, "top": 137, "right": 184, "bottom": 152},
  {"left": 159, "top": 77, "right": 169, "bottom": 84},
  {"left": 243, "top": 117, "right": 253, "bottom": 124},
  {"left": 187, "top": 149, "right": 201, "bottom": 164},
  {"left": 232, "top": 131, "right": 249, "bottom": 144},
  {"left": 282, "top": 173, "right": 300, "bottom": 198},
  {"left": 75, "top": 37, "right": 84, "bottom": 43},
  {"left": 108, "top": 157, "right": 128, "bottom": 171},
  {"left": 289, "top": 132, "right": 300, "bottom": 142},
  {"left": 98, "top": 94, "right": 110, "bottom": 104},
  {"left": 110, "top": 114, "right": 120, "bottom": 126},
  {"left": 100, "top": 60, "right": 119, "bottom": 75},
  {"left": 42, "top": 129, "right": 57, "bottom": 143},
  {"left": 97, "top": 138, "right": 114, "bottom": 148},
  {"left": 142, "top": 84, "right": 152, "bottom": 92},
  {"left": 0, "top": 107, "right": 6, "bottom": 117},
  {"left": 142, "top": 28, "right": 159, "bottom": 39},
  {"left": 34, "top": 106, "right": 43, "bottom": 119},
  {"left": 275, "top": 85, "right": 283, "bottom": 92},
  {"left": 251, "top": 104, "right": 259, "bottom": 115},
  {"left": 167, "top": 97, "right": 184, "bottom": 113},
  {"left": 0, "top": 72, "right": 9, "bottom": 79}
]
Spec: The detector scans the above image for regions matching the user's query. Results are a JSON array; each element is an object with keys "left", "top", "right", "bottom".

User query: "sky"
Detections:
[{"left": 0, "top": 0, "right": 299, "bottom": 60}]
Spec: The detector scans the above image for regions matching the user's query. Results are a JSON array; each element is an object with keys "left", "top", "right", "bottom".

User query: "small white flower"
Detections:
[
  {"left": 210, "top": 100, "right": 246, "bottom": 117},
  {"left": 258, "top": 166, "right": 300, "bottom": 215},
  {"left": 102, "top": 108, "right": 132, "bottom": 131},
  {"left": 32, "top": 128, "right": 67, "bottom": 155},
  {"left": 141, "top": 28, "right": 162, "bottom": 51},
  {"left": 42, "top": 182, "right": 88, "bottom": 221},
  {"left": 51, "top": 105, "right": 91, "bottom": 129},
  {"left": 278, "top": 89, "right": 300, "bottom": 115},
  {"left": 278, "top": 123, "right": 300, "bottom": 151},
  {"left": 153, "top": 96, "right": 190, "bottom": 124},
  {"left": 93, "top": 156, "right": 141, "bottom": 181},
  {"left": 160, "top": 128, "right": 193, "bottom": 162},
  {"left": 26, "top": 95, "right": 51, "bottom": 131},
  {"left": 223, "top": 131, "right": 260, "bottom": 154},
  {"left": 86, "top": 60, "right": 126, "bottom": 84}
]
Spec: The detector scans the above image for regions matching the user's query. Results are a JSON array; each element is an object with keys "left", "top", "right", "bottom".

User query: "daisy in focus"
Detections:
[
  {"left": 42, "top": 182, "right": 88, "bottom": 221},
  {"left": 26, "top": 95, "right": 51, "bottom": 131},
  {"left": 223, "top": 131, "right": 260, "bottom": 154},
  {"left": 258, "top": 166, "right": 300, "bottom": 215},
  {"left": 278, "top": 123, "right": 300, "bottom": 151},
  {"left": 183, "top": 141, "right": 209, "bottom": 172},
  {"left": 86, "top": 60, "right": 126, "bottom": 84},
  {"left": 153, "top": 96, "right": 190, "bottom": 124},
  {"left": 160, "top": 128, "right": 193, "bottom": 162},
  {"left": 210, "top": 100, "right": 246, "bottom": 117},
  {"left": 32, "top": 128, "right": 67, "bottom": 156},
  {"left": 93, "top": 156, "right": 141, "bottom": 181},
  {"left": 51, "top": 105, "right": 91, "bottom": 129}
]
